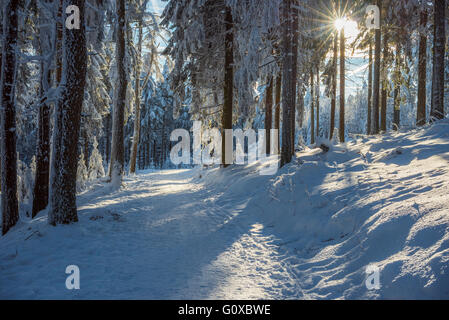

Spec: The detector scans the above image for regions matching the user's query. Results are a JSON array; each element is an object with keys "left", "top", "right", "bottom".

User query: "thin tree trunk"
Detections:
[
  {"left": 310, "top": 70, "right": 315, "bottom": 145},
  {"left": 130, "top": 20, "right": 143, "bottom": 174},
  {"left": 83, "top": 129, "right": 89, "bottom": 166},
  {"left": 221, "top": 6, "right": 233, "bottom": 167},
  {"left": 109, "top": 0, "right": 128, "bottom": 184},
  {"left": 417, "top": 9, "right": 428, "bottom": 126},
  {"left": 316, "top": 65, "right": 320, "bottom": 139},
  {"left": 265, "top": 76, "right": 273, "bottom": 154},
  {"left": 330, "top": 32, "right": 337, "bottom": 140},
  {"left": 0, "top": 16, "right": 2, "bottom": 193},
  {"left": 380, "top": 31, "right": 389, "bottom": 132},
  {"left": 32, "top": 2, "right": 52, "bottom": 218},
  {"left": 275, "top": 74, "right": 281, "bottom": 154},
  {"left": 339, "top": 27, "right": 345, "bottom": 143},
  {"left": 367, "top": 40, "right": 373, "bottom": 134},
  {"left": 1, "top": 0, "right": 19, "bottom": 235},
  {"left": 56, "top": 0, "right": 63, "bottom": 84},
  {"left": 393, "top": 43, "right": 401, "bottom": 130},
  {"left": 430, "top": 0, "right": 446, "bottom": 121},
  {"left": 373, "top": 0, "right": 382, "bottom": 134},
  {"left": 105, "top": 114, "right": 111, "bottom": 165},
  {"left": 48, "top": 0, "right": 87, "bottom": 225},
  {"left": 32, "top": 66, "right": 51, "bottom": 218},
  {"left": 290, "top": 3, "right": 299, "bottom": 155},
  {"left": 298, "top": 86, "right": 304, "bottom": 129}
]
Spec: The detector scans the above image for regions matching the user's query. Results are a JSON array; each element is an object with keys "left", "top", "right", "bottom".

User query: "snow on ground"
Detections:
[{"left": 1, "top": 120, "right": 449, "bottom": 299}]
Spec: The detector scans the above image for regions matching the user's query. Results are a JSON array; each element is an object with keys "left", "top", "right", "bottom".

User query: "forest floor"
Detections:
[{"left": 1, "top": 120, "right": 449, "bottom": 299}]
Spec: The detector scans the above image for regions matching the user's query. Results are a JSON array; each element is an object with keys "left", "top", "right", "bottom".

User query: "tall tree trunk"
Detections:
[
  {"left": 367, "top": 40, "right": 373, "bottom": 134},
  {"left": 109, "top": 0, "right": 127, "bottom": 184},
  {"left": 417, "top": 9, "right": 428, "bottom": 126},
  {"left": 373, "top": 0, "right": 382, "bottom": 134},
  {"left": 105, "top": 113, "right": 111, "bottom": 166},
  {"left": 32, "top": 1, "right": 52, "bottom": 218},
  {"left": 430, "top": 0, "right": 446, "bottom": 121},
  {"left": 56, "top": 0, "right": 63, "bottom": 84},
  {"left": 290, "top": 2, "right": 299, "bottom": 155},
  {"left": 280, "top": 0, "right": 293, "bottom": 167},
  {"left": 330, "top": 32, "right": 337, "bottom": 140},
  {"left": 0, "top": 15, "right": 2, "bottom": 193},
  {"left": 316, "top": 65, "right": 320, "bottom": 139},
  {"left": 34, "top": 0, "right": 63, "bottom": 218},
  {"left": 310, "top": 70, "right": 315, "bottom": 145},
  {"left": 48, "top": 0, "right": 87, "bottom": 225},
  {"left": 298, "top": 86, "right": 304, "bottom": 129},
  {"left": 275, "top": 74, "right": 281, "bottom": 154},
  {"left": 83, "top": 129, "right": 89, "bottom": 166},
  {"left": 1, "top": 0, "right": 19, "bottom": 235},
  {"left": 130, "top": 20, "right": 143, "bottom": 174},
  {"left": 221, "top": 6, "right": 233, "bottom": 166},
  {"left": 393, "top": 43, "right": 401, "bottom": 130},
  {"left": 380, "top": 31, "right": 389, "bottom": 132},
  {"left": 32, "top": 67, "right": 51, "bottom": 218},
  {"left": 265, "top": 76, "right": 273, "bottom": 154},
  {"left": 339, "top": 27, "right": 345, "bottom": 143}
]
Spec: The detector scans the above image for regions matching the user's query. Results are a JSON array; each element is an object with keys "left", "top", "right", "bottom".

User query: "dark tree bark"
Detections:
[
  {"left": 0, "top": 10, "right": 2, "bottom": 193},
  {"left": 310, "top": 70, "right": 315, "bottom": 145},
  {"left": 275, "top": 74, "right": 281, "bottom": 154},
  {"left": 33, "top": 0, "right": 62, "bottom": 218},
  {"left": 380, "top": 31, "right": 389, "bottom": 132},
  {"left": 316, "top": 65, "right": 320, "bottom": 139},
  {"left": 130, "top": 19, "right": 143, "bottom": 174},
  {"left": 109, "top": 0, "right": 128, "bottom": 184},
  {"left": 265, "top": 76, "right": 273, "bottom": 154},
  {"left": 290, "top": 2, "right": 299, "bottom": 155},
  {"left": 221, "top": 6, "right": 233, "bottom": 166},
  {"left": 430, "top": 0, "right": 446, "bottom": 121},
  {"left": 1, "top": 0, "right": 19, "bottom": 235},
  {"left": 393, "top": 43, "right": 401, "bottom": 131},
  {"left": 48, "top": 0, "right": 87, "bottom": 225},
  {"left": 339, "top": 27, "right": 345, "bottom": 143},
  {"left": 373, "top": 0, "right": 382, "bottom": 134},
  {"left": 280, "top": 0, "right": 293, "bottom": 167},
  {"left": 105, "top": 113, "right": 111, "bottom": 165},
  {"left": 32, "top": 66, "right": 51, "bottom": 218},
  {"left": 367, "top": 40, "right": 373, "bottom": 134},
  {"left": 330, "top": 32, "right": 337, "bottom": 140},
  {"left": 417, "top": 9, "right": 428, "bottom": 127},
  {"left": 298, "top": 86, "right": 304, "bottom": 129}
]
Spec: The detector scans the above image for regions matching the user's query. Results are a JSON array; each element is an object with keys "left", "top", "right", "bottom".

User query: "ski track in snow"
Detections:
[
  {"left": 0, "top": 169, "right": 304, "bottom": 299},
  {"left": 1, "top": 120, "right": 449, "bottom": 299}
]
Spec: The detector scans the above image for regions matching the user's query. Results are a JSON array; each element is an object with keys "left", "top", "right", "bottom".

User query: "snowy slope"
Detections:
[{"left": 1, "top": 120, "right": 449, "bottom": 299}]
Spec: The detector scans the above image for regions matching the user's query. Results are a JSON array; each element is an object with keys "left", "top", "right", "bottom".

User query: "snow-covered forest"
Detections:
[{"left": 0, "top": 0, "right": 448, "bottom": 300}]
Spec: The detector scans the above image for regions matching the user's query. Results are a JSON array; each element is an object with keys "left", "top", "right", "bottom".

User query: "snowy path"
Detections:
[
  {"left": 0, "top": 169, "right": 304, "bottom": 299},
  {"left": 1, "top": 121, "right": 449, "bottom": 299}
]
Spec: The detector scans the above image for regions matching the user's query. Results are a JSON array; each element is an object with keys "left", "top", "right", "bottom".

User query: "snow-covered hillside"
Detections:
[{"left": 1, "top": 120, "right": 449, "bottom": 299}]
